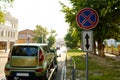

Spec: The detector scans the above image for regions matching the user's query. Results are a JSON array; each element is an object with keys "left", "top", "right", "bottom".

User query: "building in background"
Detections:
[
  {"left": 17, "top": 29, "right": 35, "bottom": 43},
  {"left": 0, "top": 12, "right": 18, "bottom": 51}
]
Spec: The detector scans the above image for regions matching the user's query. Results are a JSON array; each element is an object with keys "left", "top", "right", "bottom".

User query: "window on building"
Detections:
[
  {"left": 4, "top": 21, "right": 12, "bottom": 27},
  {"left": 19, "top": 34, "right": 26, "bottom": 39},
  {"left": 11, "top": 31, "right": 12, "bottom": 37},
  {"left": 1, "top": 30, "right": 4, "bottom": 37},
  {"left": 8, "top": 31, "right": 10, "bottom": 37},
  {"left": 12, "top": 24, "right": 16, "bottom": 28},
  {"left": 5, "top": 30, "right": 7, "bottom": 37}
]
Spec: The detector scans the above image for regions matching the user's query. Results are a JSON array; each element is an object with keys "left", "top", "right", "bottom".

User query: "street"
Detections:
[
  {"left": 54, "top": 53, "right": 66, "bottom": 80},
  {"left": 0, "top": 52, "right": 66, "bottom": 80}
]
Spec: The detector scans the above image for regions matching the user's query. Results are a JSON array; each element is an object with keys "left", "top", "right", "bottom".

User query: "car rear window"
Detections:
[{"left": 11, "top": 46, "right": 38, "bottom": 56}]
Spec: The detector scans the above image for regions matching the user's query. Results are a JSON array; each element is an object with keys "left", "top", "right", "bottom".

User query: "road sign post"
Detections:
[
  {"left": 76, "top": 8, "right": 99, "bottom": 30},
  {"left": 81, "top": 30, "right": 93, "bottom": 52},
  {"left": 76, "top": 8, "right": 99, "bottom": 80}
]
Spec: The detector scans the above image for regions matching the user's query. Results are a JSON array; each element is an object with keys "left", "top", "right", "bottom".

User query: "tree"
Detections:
[
  {"left": 47, "top": 29, "right": 57, "bottom": 48},
  {"left": 60, "top": 0, "right": 120, "bottom": 57},
  {"left": 0, "top": 11, "right": 5, "bottom": 23},
  {"left": 33, "top": 25, "right": 48, "bottom": 43},
  {"left": 59, "top": 1, "right": 81, "bottom": 49},
  {"left": 0, "top": 0, "right": 14, "bottom": 23},
  {"left": 64, "top": 28, "right": 80, "bottom": 49}
]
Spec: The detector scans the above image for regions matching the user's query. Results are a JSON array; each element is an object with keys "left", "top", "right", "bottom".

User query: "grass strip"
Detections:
[{"left": 66, "top": 49, "right": 120, "bottom": 80}]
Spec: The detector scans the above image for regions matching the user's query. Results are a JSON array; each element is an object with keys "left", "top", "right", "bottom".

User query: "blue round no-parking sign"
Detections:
[{"left": 76, "top": 8, "right": 99, "bottom": 30}]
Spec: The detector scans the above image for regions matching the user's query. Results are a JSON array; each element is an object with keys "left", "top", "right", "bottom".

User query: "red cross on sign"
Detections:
[{"left": 76, "top": 8, "right": 99, "bottom": 30}]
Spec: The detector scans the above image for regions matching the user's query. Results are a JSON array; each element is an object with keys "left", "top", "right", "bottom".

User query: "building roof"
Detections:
[{"left": 19, "top": 29, "right": 34, "bottom": 34}]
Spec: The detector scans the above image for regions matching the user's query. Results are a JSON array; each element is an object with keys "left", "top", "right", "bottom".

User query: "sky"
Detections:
[{"left": 8, "top": 0, "right": 70, "bottom": 39}]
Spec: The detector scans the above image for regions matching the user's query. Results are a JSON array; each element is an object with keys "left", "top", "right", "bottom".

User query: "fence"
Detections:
[
  {"left": 105, "top": 45, "right": 120, "bottom": 56},
  {"left": 71, "top": 58, "right": 76, "bottom": 80},
  {"left": 66, "top": 57, "right": 76, "bottom": 80}
]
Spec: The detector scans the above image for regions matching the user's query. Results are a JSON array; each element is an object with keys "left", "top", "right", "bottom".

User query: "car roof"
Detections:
[{"left": 13, "top": 43, "right": 48, "bottom": 46}]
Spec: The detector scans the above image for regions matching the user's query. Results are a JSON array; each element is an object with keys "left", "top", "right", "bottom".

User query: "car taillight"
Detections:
[
  {"left": 36, "top": 68, "right": 43, "bottom": 72},
  {"left": 39, "top": 50, "right": 44, "bottom": 62},
  {"left": 5, "top": 68, "right": 10, "bottom": 71}
]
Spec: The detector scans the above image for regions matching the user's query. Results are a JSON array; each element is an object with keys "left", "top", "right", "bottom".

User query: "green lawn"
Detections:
[{"left": 66, "top": 49, "right": 120, "bottom": 80}]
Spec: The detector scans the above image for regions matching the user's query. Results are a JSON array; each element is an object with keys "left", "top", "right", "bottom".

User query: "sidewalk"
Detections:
[
  {"left": 0, "top": 50, "right": 9, "bottom": 58},
  {"left": 0, "top": 50, "right": 9, "bottom": 79},
  {"left": 96, "top": 51, "right": 120, "bottom": 61},
  {"left": 105, "top": 53, "right": 120, "bottom": 61}
]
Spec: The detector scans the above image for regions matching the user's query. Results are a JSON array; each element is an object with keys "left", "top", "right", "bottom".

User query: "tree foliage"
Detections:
[
  {"left": 60, "top": 0, "right": 120, "bottom": 56},
  {"left": 33, "top": 25, "right": 48, "bottom": 43},
  {"left": 0, "top": 0, "right": 14, "bottom": 23},
  {"left": 0, "top": 11, "right": 5, "bottom": 23},
  {"left": 47, "top": 29, "right": 57, "bottom": 48},
  {"left": 34, "top": 25, "right": 57, "bottom": 48}
]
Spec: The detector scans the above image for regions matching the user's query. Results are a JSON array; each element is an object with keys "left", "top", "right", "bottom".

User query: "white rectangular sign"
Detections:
[{"left": 81, "top": 30, "right": 93, "bottom": 52}]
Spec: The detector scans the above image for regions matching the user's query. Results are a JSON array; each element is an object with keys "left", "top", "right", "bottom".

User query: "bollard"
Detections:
[
  {"left": 72, "top": 68, "right": 76, "bottom": 80},
  {"left": 70, "top": 58, "right": 76, "bottom": 80}
]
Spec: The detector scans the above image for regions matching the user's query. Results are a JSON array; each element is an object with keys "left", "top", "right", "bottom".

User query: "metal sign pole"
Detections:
[
  {"left": 76, "top": 7, "right": 99, "bottom": 80},
  {"left": 86, "top": 52, "right": 88, "bottom": 80}
]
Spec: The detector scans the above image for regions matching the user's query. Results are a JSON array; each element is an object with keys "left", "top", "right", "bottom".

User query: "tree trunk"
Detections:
[{"left": 97, "top": 40, "right": 105, "bottom": 57}]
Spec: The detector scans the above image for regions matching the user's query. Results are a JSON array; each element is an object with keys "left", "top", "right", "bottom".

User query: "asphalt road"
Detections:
[{"left": 54, "top": 54, "right": 66, "bottom": 80}]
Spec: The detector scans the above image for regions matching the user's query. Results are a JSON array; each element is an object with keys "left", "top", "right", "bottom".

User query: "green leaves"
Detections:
[
  {"left": 0, "top": 0, "right": 14, "bottom": 23},
  {"left": 33, "top": 25, "right": 48, "bottom": 43},
  {"left": 47, "top": 29, "right": 57, "bottom": 48},
  {"left": 0, "top": 11, "right": 5, "bottom": 23},
  {"left": 33, "top": 25, "right": 56, "bottom": 47},
  {"left": 61, "top": 0, "right": 120, "bottom": 49}
]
